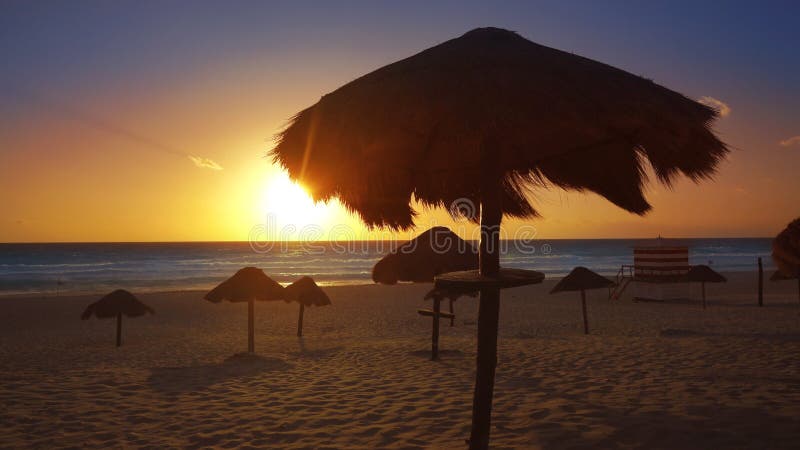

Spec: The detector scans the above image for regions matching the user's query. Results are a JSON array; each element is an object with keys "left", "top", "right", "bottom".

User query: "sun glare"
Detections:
[{"left": 262, "top": 173, "right": 330, "bottom": 228}]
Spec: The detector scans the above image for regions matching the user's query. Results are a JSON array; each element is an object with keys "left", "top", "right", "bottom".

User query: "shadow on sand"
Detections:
[
  {"left": 408, "top": 349, "right": 466, "bottom": 360},
  {"left": 147, "top": 353, "right": 292, "bottom": 394},
  {"left": 515, "top": 401, "right": 797, "bottom": 449},
  {"left": 659, "top": 328, "right": 800, "bottom": 342},
  {"left": 289, "top": 339, "right": 344, "bottom": 359}
]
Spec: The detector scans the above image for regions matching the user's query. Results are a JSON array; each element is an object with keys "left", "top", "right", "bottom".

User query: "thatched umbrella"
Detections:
[
  {"left": 688, "top": 265, "right": 727, "bottom": 309},
  {"left": 205, "top": 267, "right": 285, "bottom": 353},
  {"left": 284, "top": 276, "right": 331, "bottom": 337},
  {"left": 772, "top": 218, "right": 800, "bottom": 304},
  {"left": 770, "top": 270, "right": 800, "bottom": 304},
  {"left": 270, "top": 28, "right": 727, "bottom": 449},
  {"left": 81, "top": 289, "right": 154, "bottom": 347},
  {"left": 550, "top": 267, "right": 613, "bottom": 334},
  {"left": 372, "top": 226, "right": 478, "bottom": 284},
  {"left": 773, "top": 218, "right": 800, "bottom": 302}
]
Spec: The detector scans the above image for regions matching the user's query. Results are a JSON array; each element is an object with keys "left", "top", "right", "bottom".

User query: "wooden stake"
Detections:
[
  {"left": 431, "top": 297, "right": 441, "bottom": 360},
  {"left": 297, "top": 304, "right": 305, "bottom": 338},
  {"left": 758, "top": 257, "right": 764, "bottom": 307},
  {"left": 581, "top": 290, "right": 589, "bottom": 334},
  {"left": 115, "top": 313, "right": 122, "bottom": 347},
  {"left": 248, "top": 298, "right": 255, "bottom": 353}
]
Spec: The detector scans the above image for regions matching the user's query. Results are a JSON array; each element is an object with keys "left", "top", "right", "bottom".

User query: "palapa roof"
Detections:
[
  {"left": 81, "top": 289, "right": 154, "bottom": 319},
  {"left": 773, "top": 217, "right": 800, "bottom": 278},
  {"left": 550, "top": 267, "right": 614, "bottom": 293},
  {"left": 371, "top": 226, "right": 478, "bottom": 284},
  {"left": 271, "top": 27, "right": 728, "bottom": 230},
  {"left": 688, "top": 265, "right": 727, "bottom": 283},
  {"left": 283, "top": 276, "right": 332, "bottom": 307},
  {"left": 204, "top": 267, "right": 285, "bottom": 303}
]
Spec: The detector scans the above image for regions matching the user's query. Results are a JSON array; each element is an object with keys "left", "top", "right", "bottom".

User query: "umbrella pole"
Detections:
[
  {"left": 248, "top": 298, "right": 255, "bottom": 353},
  {"left": 758, "top": 257, "right": 764, "bottom": 307},
  {"left": 581, "top": 290, "right": 589, "bottom": 335},
  {"left": 469, "top": 186, "right": 502, "bottom": 450},
  {"left": 116, "top": 313, "right": 122, "bottom": 347},
  {"left": 432, "top": 297, "right": 441, "bottom": 360},
  {"left": 297, "top": 304, "right": 305, "bottom": 338},
  {"left": 449, "top": 298, "right": 455, "bottom": 327},
  {"left": 702, "top": 282, "right": 707, "bottom": 310}
]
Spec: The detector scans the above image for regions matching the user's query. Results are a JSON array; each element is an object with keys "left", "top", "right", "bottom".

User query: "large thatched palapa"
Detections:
[
  {"left": 372, "top": 226, "right": 477, "bottom": 284},
  {"left": 82, "top": 289, "right": 154, "bottom": 347},
  {"left": 271, "top": 27, "right": 727, "bottom": 449}
]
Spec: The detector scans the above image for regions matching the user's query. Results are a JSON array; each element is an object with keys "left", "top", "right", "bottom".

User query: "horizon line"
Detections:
[{"left": 0, "top": 236, "right": 774, "bottom": 245}]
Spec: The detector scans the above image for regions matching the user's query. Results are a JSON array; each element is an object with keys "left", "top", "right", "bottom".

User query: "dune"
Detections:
[{"left": 1, "top": 271, "right": 799, "bottom": 448}]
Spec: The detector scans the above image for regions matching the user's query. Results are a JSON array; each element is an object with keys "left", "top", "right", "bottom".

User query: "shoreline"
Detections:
[{"left": 0, "top": 269, "right": 779, "bottom": 300}]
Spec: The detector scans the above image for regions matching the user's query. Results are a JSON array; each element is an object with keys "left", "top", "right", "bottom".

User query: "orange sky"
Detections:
[{"left": 1, "top": 4, "right": 798, "bottom": 243}]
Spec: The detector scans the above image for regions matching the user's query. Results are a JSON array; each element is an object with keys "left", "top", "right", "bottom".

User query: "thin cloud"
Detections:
[
  {"left": 697, "top": 96, "right": 731, "bottom": 117},
  {"left": 188, "top": 155, "right": 223, "bottom": 170},
  {"left": 12, "top": 88, "right": 224, "bottom": 171},
  {"left": 779, "top": 136, "right": 800, "bottom": 147}
]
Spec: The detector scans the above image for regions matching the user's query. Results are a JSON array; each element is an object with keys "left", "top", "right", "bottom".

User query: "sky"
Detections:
[{"left": 1, "top": 0, "right": 798, "bottom": 242}]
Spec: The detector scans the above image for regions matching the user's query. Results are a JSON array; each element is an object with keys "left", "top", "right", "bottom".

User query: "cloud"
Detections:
[
  {"left": 779, "top": 136, "right": 800, "bottom": 147},
  {"left": 697, "top": 96, "right": 731, "bottom": 117},
  {"left": 188, "top": 155, "right": 223, "bottom": 170}
]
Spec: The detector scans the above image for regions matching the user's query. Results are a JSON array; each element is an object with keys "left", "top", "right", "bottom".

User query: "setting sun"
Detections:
[{"left": 261, "top": 173, "right": 330, "bottom": 228}]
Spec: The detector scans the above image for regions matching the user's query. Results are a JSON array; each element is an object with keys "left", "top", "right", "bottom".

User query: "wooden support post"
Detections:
[
  {"left": 449, "top": 299, "right": 455, "bottom": 327},
  {"left": 432, "top": 297, "right": 441, "bottom": 360},
  {"left": 469, "top": 176, "right": 502, "bottom": 450},
  {"left": 758, "top": 257, "right": 764, "bottom": 307},
  {"left": 701, "top": 282, "right": 707, "bottom": 310},
  {"left": 248, "top": 298, "right": 255, "bottom": 353},
  {"left": 116, "top": 313, "right": 122, "bottom": 347},
  {"left": 581, "top": 290, "right": 589, "bottom": 335},
  {"left": 297, "top": 304, "right": 305, "bottom": 338}
]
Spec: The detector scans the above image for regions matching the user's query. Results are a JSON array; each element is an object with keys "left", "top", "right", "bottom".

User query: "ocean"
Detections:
[{"left": 0, "top": 238, "right": 775, "bottom": 296}]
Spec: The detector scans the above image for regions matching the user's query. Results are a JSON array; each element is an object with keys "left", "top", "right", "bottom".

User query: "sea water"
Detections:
[{"left": 0, "top": 238, "right": 774, "bottom": 296}]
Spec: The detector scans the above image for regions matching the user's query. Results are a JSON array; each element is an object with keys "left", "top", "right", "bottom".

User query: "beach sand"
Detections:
[{"left": 1, "top": 271, "right": 799, "bottom": 449}]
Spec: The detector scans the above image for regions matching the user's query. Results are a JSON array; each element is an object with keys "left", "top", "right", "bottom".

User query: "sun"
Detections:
[{"left": 262, "top": 173, "right": 329, "bottom": 228}]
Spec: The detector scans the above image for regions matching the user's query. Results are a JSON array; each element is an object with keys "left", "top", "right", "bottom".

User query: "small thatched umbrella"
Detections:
[
  {"left": 372, "top": 226, "right": 478, "bottom": 284},
  {"left": 205, "top": 267, "right": 285, "bottom": 353},
  {"left": 773, "top": 218, "right": 800, "bottom": 304},
  {"left": 271, "top": 28, "right": 727, "bottom": 449},
  {"left": 770, "top": 270, "right": 800, "bottom": 303},
  {"left": 81, "top": 289, "right": 154, "bottom": 347},
  {"left": 551, "top": 267, "right": 613, "bottom": 334},
  {"left": 688, "top": 265, "right": 727, "bottom": 309},
  {"left": 284, "top": 276, "right": 331, "bottom": 337}
]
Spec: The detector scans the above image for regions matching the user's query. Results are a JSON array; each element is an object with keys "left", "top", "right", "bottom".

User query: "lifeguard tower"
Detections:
[{"left": 610, "top": 238, "right": 691, "bottom": 301}]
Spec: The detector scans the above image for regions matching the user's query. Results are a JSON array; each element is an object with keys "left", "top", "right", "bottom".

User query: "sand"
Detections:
[{"left": 1, "top": 271, "right": 799, "bottom": 449}]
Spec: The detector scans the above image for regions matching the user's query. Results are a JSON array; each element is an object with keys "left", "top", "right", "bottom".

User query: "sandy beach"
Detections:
[{"left": 1, "top": 271, "right": 798, "bottom": 449}]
